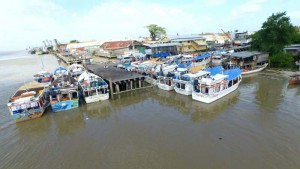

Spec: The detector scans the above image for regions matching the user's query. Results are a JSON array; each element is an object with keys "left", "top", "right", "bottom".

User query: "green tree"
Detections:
[
  {"left": 70, "top": 40, "right": 79, "bottom": 43},
  {"left": 270, "top": 52, "right": 293, "bottom": 68},
  {"left": 251, "top": 12, "right": 298, "bottom": 55},
  {"left": 146, "top": 24, "right": 166, "bottom": 41}
]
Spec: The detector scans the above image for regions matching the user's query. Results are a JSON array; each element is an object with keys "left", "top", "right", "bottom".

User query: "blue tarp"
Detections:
[
  {"left": 204, "top": 66, "right": 223, "bottom": 76},
  {"left": 178, "top": 62, "right": 192, "bottom": 68},
  {"left": 193, "top": 52, "right": 211, "bottom": 61},
  {"left": 224, "top": 68, "right": 242, "bottom": 81},
  {"left": 152, "top": 52, "right": 170, "bottom": 58}
]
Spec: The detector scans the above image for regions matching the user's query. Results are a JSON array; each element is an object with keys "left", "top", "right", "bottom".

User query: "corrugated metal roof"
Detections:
[
  {"left": 168, "top": 34, "right": 205, "bottom": 41},
  {"left": 230, "top": 51, "right": 263, "bottom": 58},
  {"left": 67, "top": 41, "right": 104, "bottom": 49},
  {"left": 101, "top": 40, "right": 133, "bottom": 50},
  {"left": 143, "top": 43, "right": 180, "bottom": 48}
]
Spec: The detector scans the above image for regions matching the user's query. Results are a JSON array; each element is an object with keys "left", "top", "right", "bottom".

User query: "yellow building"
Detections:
[{"left": 168, "top": 34, "right": 207, "bottom": 54}]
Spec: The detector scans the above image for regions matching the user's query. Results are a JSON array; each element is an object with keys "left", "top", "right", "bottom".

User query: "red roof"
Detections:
[{"left": 102, "top": 40, "right": 133, "bottom": 50}]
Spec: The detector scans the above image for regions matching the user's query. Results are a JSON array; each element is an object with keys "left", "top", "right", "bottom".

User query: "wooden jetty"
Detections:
[
  {"left": 54, "top": 52, "right": 93, "bottom": 66},
  {"left": 86, "top": 62, "right": 152, "bottom": 98}
]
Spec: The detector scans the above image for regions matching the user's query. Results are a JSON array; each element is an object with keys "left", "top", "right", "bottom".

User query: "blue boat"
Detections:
[{"left": 49, "top": 74, "right": 79, "bottom": 112}]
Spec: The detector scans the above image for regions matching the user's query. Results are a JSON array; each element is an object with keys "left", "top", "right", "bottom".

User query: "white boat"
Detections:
[
  {"left": 157, "top": 75, "right": 175, "bottom": 91},
  {"left": 68, "top": 64, "right": 86, "bottom": 78},
  {"left": 241, "top": 63, "right": 268, "bottom": 75},
  {"left": 7, "top": 81, "right": 50, "bottom": 122},
  {"left": 193, "top": 52, "right": 211, "bottom": 67},
  {"left": 174, "top": 71, "right": 210, "bottom": 95},
  {"left": 162, "top": 64, "right": 177, "bottom": 75},
  {"left": 78, "top": 72, "right": 109, "bottom": 103},
  {"left": 192, "top": 67, "right": 242, "bottom": 103}
]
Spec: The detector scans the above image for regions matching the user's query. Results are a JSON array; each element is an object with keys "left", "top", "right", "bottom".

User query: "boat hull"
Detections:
[
  {"left": 84, "top": 94, "right": 109, "bottom": 103},
  {"left": 12, "top": 109, "right": 44, "bottom": 123},
  {"left": 242, "top": 63, "right": 268, "bottom": 75},
  {"left": 174, "top": 87, "right": 192, "bottom": 95},
  {"left": 157, "top": 83, "right": 174, "bottom": 91},
  {"left": 51, "top": 99, "right": 79, "bottom": 112},
  {"left": 192, "top": 82, "right": 240, "bottom": 103}
]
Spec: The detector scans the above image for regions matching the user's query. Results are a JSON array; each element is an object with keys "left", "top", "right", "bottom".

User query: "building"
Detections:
[
  {"left": 283, "top": 44, "right": 300, "bottom": 57},
  {"left": 143, "top": 43, "right": 180, "bottom": 58},
  {"left": 234, "top": 31, "right": 254, "bottom": 46},
  {"left": 97, "top": 40, "right": 145, "bottom": 58},
  {"left": 168, "top": 34, "right": 207, "bottom": 54},
  {"left": 66, "top": 41, "right": 104, "bottom": 54}
]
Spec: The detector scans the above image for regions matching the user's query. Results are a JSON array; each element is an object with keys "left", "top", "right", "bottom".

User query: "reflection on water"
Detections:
[
  {"left": 255, "top": 74, "right": 285, "bottom": 112},
  {"left": 155, "top": 88, "right": 240, "bottom": 122},
  {"left": 80, "top": 100, "right": 113, "bottom": 120}
]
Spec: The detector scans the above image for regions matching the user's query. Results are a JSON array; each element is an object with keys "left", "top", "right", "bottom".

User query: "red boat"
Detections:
[{"left": 289, "top": 74, "right": 300, "bottom": 85}]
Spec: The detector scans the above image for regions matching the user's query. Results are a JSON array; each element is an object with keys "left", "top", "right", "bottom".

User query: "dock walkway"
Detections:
[{"left": 86, "top": 63, "right": 152, "bottom": 97}]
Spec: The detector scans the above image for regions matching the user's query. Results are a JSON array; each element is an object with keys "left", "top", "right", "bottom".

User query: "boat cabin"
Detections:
[{"left": 230, "top": 51, "right": 269, "bottom": 69}]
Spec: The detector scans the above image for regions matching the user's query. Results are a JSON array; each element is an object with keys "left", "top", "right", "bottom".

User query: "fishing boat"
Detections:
[
  {"left": 230, "top": 51, "right": 269, "bottom": 75},
  {"left": 68, "top": 64, "right": 86, "bottom": 78},
  {"left": 78, "top": 72, "right": 109, "bottom": 103},
  {"left": 156, "top": 72, "right": 175, "bottom": 91},
  {"left": 7, "top": 81, "right": 50, "bottom": 122},
  {"left": 192, "top": 67, "right": 242, "bottom": 103},
  {"left": 289, "top": 74, "right": 300, "bottom": 85},
  {"left": 53, "top": 67, "right": 68, "bottom": 78},
  {"left": 49, "top": 74, "right": 79, "bottom": 112},
  {"left": 33, "top": 70, "right": 53, "bottom": 85},
  {"left": 174, "top": 71, "right": 210, "bottom": 96},
  {"left": 193, "top": 52, "right": 211, "bottom": 67}
]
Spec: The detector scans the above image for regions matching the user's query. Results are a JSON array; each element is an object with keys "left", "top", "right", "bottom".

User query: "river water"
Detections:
[{"left": 0, "top": 53, "right": 300, "bottom": 169}]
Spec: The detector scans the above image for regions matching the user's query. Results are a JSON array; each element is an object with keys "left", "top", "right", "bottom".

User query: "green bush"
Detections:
[{"left": 270, "top": 52, "right": 294, "bottom": 68}]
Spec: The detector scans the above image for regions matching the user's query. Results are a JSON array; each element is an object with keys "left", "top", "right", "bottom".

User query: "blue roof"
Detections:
[
  {"left": 178, "top": 62, "right": 192, "bottom": 68},
  {"left": 152, "top": 52, "right": 170, "bottom": 58},
  {"left": 224, "top": 68, "right": 241, "bottom": 81},
  {"left": 204, "top": 66, "right": 223, "bottom": 76},
  {"left": 194, "top": 52, "right": 211, "bottom": 61}
]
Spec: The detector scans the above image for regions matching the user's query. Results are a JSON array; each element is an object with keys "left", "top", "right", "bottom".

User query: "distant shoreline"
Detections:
[{"left": 0, "top": 50, "right": 26, "bottom": 55}]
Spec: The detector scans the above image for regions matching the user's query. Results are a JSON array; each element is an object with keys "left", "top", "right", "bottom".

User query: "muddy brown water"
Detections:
[{"left": 0, "top": 53, "right": 300, "bottom": 169}]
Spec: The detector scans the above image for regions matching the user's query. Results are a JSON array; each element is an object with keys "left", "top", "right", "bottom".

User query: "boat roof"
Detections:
[
  {"left": 194, "top": 52, "right": 211, "bottom": 60},
  {"left": 194, "top": 71, "right": 210, "bottom": 77},
  {"left": 178, "top": 62, "right": 192, "bottom": 68},
  {"left": 51, "top": 74, "right": 77, "bottom": 86},
  {"left": 53, "top": 67, "right": 67, "bottom": 75},
  {"left": 230, "top": 51, "right": 263, "bottom": 58},
  {"left": 78, "top": 71, "right": 100, "bottom": 82},
  {"left": 224, "top": 68, "right": 241, "bottom": 80},
  {"left": 212, "top": 74, "right": 228, "bottom": 81},
  {"left": 204, "top": 66, "right": 223, "bottom": 76},
  {"left": 189, "top": 65, "right": 206, "bottom": 73},
  {"left": 11, "top": 81, "right": 44, "bottom": 98},
  {"left": 18, "top": 81, "right": 45, "bottom": 90},
  {"left": 68, "top": 64, "right": 85, "bottom": 70}
]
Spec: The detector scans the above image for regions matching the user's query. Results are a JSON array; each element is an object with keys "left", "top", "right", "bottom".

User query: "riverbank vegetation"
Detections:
[{"left": 251, "top": 12, "right": 300, "bottom": 69}]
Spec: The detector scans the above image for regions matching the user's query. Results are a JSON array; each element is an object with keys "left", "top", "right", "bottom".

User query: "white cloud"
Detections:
[{"left": 0, "top": 0, "right": 215, "bottom": 50}]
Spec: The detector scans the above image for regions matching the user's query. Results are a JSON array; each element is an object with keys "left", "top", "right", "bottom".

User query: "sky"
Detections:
[{"left": 0, "top": 0, "right": 300, "bottom": 51}]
